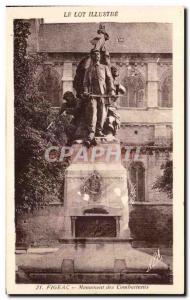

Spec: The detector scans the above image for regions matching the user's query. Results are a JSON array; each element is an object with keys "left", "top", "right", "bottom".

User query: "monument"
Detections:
[{"left": 17, "top": 24, "right": 170, "bottom": 284}]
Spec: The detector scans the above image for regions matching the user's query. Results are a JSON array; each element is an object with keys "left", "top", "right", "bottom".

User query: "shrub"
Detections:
[{"left": 14, "top": 20, "right": 68, "bottom": 217}]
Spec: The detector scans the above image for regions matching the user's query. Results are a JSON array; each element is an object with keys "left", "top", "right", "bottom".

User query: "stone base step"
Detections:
[{"left": 16, "top": 271, "right": 171, "bottom": 284}]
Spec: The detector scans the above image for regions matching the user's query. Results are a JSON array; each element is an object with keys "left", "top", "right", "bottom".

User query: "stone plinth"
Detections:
[
  {"left": 16, "top": 142, "right": 170, "bottom": 284},
  {"left": 63, "top": 142, "right": 129, "bottom": 239},
  {"left": 18, "top": 239, "right": 170, "bottom": 284},
  {"left": 69, "top": 139, "right": 121, "bottom": 164}
]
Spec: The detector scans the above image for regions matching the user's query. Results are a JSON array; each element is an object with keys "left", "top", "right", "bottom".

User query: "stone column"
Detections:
[
  {"left": 62, "top": 62, "right": 73, "bottom": 94},
  {"left": 147, "top": 62, "right": 158, "bottom": 108}
]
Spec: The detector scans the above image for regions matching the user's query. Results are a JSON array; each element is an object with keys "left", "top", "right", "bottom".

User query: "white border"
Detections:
[{"left": 2, "top": 1, "right": 186, "bottom": 298}]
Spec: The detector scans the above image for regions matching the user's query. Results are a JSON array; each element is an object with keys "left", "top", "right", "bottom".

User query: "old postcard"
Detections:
[{"left": 6, "top": 6, "right": 184, "bottom": 295}]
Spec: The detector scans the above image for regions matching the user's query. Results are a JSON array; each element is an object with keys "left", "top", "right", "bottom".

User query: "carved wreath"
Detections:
[{"left": 81, "top": 171, "right": 103, "bottom": 200}]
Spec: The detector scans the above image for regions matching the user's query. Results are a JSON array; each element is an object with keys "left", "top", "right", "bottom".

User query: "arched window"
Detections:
[
  {"left": 120, "top": 73, "right": 145, "bottom": 107},
  {"left": 159, "top": 72, "right": 172, "bottom": 107},
  {"left": 129, "top": 161, "right": 145, "bottom": 202},
  {"left": 38, "top": 66, "right": 62, "bottom": 107}
]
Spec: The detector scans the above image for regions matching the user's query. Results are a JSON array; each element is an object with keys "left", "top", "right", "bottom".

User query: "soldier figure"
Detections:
[
  {"left": 60, "top": 25, "right": 123, "bottom": 145},
  {"left": 103, "top": 66, "right": 126, "bottom": 137},
  {"left": 83, "top": 49, "right": 115, "bottom": 142}
]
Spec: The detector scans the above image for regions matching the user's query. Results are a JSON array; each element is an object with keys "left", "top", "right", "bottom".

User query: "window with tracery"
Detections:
[
  {"left": 120, "top": 74, "right": 145, "bottom": 108},
  {"left": 38, "top": 66, "right": 62, "bottom": 107},
  {"left": 159, "top": 72, "right": 172, "bottom": 107},
  {"left": 129, "top": 161, "right": 145, "bottom": 202}
]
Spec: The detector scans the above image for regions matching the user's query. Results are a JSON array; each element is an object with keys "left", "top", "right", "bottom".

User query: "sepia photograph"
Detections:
[{"left": 6, "top": 6, "right": 184, "bottom": 295}]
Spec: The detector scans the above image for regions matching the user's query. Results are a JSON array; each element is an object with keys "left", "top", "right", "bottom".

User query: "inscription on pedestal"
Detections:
[{"left": 75, "top": 216, "right": 116, "bottom": 238}]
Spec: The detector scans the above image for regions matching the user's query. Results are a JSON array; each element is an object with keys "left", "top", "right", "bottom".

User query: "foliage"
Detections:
[
  {"left": 14, "top": 20, "right": 69, "bottom": 216},
  {"left": 127, "top": 179, "right": 136, "bottom": 203},
  {"left": 129, "top": 206, "right": 172, "bottom": 245},
  {"left": 152, "top": 160, "right": 173, "bottom": 199}
]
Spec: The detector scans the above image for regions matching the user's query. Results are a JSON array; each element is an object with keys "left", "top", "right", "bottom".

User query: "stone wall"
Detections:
[
  {"left": 129, "top": 204, "right": 172, "bottom": 247},
  {"left": 16, "top": 206, "right": 65, "bottom": 247},
  {"left": 118, "top": 124, "right": 155, "bottom": 145},
  {"left": 16, "top": 203, "right": 172, "bottom": 247}
]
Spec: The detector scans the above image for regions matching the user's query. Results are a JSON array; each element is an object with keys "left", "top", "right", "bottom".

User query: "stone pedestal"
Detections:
[
  {"left": 17, "top": 142, "right": 170, "bottom": 283},
  {"left": 63, "top": 154, "right": 130, "bottom": 239}
]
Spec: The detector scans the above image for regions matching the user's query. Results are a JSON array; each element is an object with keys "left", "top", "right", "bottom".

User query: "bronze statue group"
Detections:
[{"left": 60, "top": 24, "right": 126, "bottom": 147}]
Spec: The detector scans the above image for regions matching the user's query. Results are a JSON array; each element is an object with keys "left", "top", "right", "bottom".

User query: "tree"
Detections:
[
  {"left": 152, "top": 160, "right": 173, "bottom": 199},
  {"left": 14, "top": 20, "right": 68, "bottom": 216}
]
